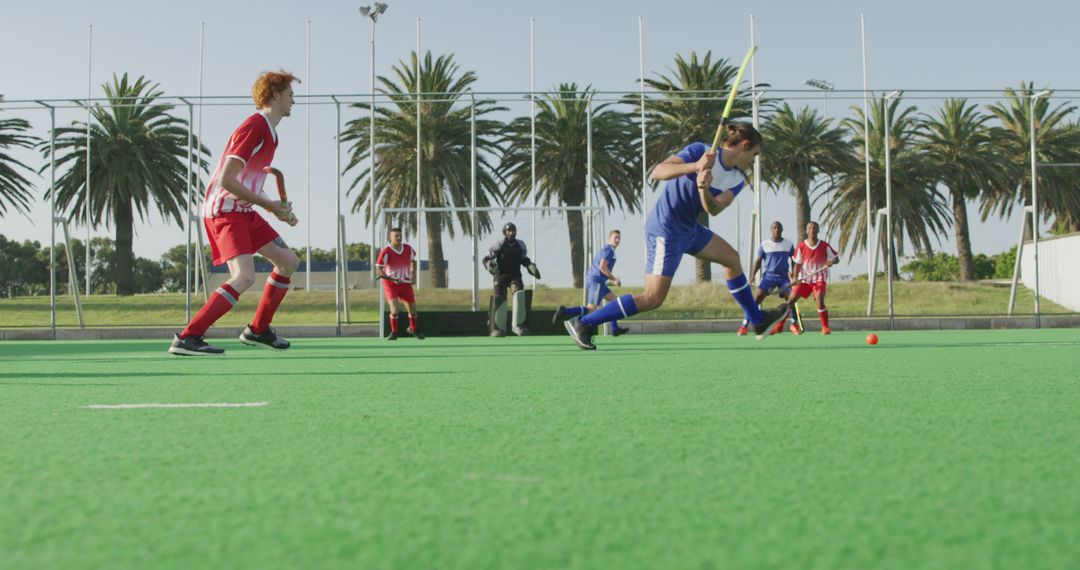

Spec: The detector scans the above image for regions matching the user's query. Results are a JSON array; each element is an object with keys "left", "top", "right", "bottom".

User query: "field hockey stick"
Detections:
[
  {"left": 263, "top": 167, "right": 298, "bottom": 226},
  {"left": 709, "top": 45, "right": 758, "bottom": 152},
  {"left": 375, "top": 274, "right": 402, "bottom": 284},
  {"left": 793, "top": 301, "right": 804, "bottom": 333},
  {"left": 792, "top": 265, "right": 831, "bottom": 284}
]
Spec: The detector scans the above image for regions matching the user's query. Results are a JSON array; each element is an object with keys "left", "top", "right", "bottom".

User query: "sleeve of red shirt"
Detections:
[
  {"left": 375, "top": 247, "right": 388, "bottom": 267},
  {"left": 225, "top": 117, "right": 267, "bottom": 164},
  {"left": 793, "top": 244, "right": 805, "bottom": 264}
]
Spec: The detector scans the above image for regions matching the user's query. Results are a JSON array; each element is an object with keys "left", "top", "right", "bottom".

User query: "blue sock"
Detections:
[
  {"left": 581, "top": 294, "right": 638, "bottom": 327},
  {"left": 728, "top": 274, "right": 764, "bottom": 324},
  {"left": 563, "top": 306, "right": 586, "bottom": 317},
  {"left": 612, "top": 318, "right": 620, "bottom": 330}
]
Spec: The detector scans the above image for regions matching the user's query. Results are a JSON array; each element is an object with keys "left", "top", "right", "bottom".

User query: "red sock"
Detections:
[
  {"left": 389, "top": 314, "right": 399, "bottom": 333},
  {"left": 819, "top": 309, "right": 830, "bottom": 327},
  {"left": 409, "top": 314, "right": 419, "bottom": 332},
  {"left": 182, "top": 284, "right": 240, "bottom": 338},
  {"left": 251, "top": 272, "right": 291, "bottom": 333}
]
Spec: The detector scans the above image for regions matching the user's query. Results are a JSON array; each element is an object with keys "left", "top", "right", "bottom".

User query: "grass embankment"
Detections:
[{"left": 0, "top": 280, "right": 1068, "bottom": 328}]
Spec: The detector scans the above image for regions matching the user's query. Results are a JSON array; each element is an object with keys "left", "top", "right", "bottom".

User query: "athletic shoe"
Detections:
[
  {"left": 168, "top": 333, "right": 225, "bottom": 356},
  {"left": 612, "top": 326, "right": 630, "bottom": 337},
  {"left": 564, "top": 316, "right": 596, "bottom": 350},
  {"left": 736, "top": 325, "right": 748, "bottom": 336},
  {"left": 790, "top": 324, "right": 803, "bottom": 336},
  {"left": 239, "top": 326, "right": 291, "bottom": 350},
  {"left": 552, "top": 305, "right": 566, "bottom": 324},
  {"left": 752, "top": 303, "right": 791, "bottom": 340},
  {"left": 821, "top": 325, "right": 831, "bottom": 335},
  {"left": 772, "top": 321, "right": 785, "bottom": 334},
  {"left": 386, "top": 332, "right": 398, "bottom": 341},
  {"left": 407, "top": 326, "right": 426, "bottom": 340},
  {"left": 490, "top": 329, "right": 505, "bottom": 338},
  {"left": 512, "top": 325, "right": 529, "bottom": 336}
]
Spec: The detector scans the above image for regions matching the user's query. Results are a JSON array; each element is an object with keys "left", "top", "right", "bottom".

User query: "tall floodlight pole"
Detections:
[
  {"left": 305, "top": 19, "right": 311, "bottom": 291},
  {"left": 861, "top": 14, "right": 872, "bottom": 278},
  {"left": 41, "top": 102, "right": 56, "bottom": 339},
  {"left": 530, "top": 17, "right": 537, "bottom": 288},
  {"left": 749, "top": 15, "right": 762, "bottom": 270},
  {"left": 470, "top": 91, "right": 478, "bottom": 311},
  {"left": 639, "top": 16, "right": 648, "bottom": 262},
  {"left": 415, "top": 17, "right": 422, "bottom": 289},
  {"left": 182, "top": 98, "right": 193, "bottom": 322},
  {"left": 195, "top": 22, "right": 205, "bottom": 294},
  {"left": 804, "top": 78, "right": 834, "bottom": 120},
  {"left": 884, "top": 90, "right": 902, "bottom": 329},
  {"left": 1030, "top": 89, "right": 1051, "bottom": 327},
  {"left": 85, "top": 25, "right": 92, "bottom": 296},
  {"left": 359, "top": 3, "right": 388, "bottom": 283}
]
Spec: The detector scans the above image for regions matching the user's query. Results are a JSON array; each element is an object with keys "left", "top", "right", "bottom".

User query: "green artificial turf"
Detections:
[{"left": 3, "top": 330, "right": 1079, "bottom": 569}]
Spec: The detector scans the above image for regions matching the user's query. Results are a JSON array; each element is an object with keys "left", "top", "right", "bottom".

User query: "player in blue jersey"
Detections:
[
  {"left": 553, "top": 229, "right": 630, "bottom": 336},
  {"left": 563, "top": 123, "right": 790, "bottom": 350},
  {"left": 738, "top": 221, "right": 795, "bottom": 336}
]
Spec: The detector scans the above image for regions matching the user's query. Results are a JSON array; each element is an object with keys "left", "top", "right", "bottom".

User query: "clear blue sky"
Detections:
[{"left": 2, "top": 0, "right": 1076, "bottom": 287}]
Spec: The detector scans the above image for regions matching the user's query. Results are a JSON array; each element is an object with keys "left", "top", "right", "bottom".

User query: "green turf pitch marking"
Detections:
[{"left": 85, "top": 401, "right": 269, "bottom": 410}]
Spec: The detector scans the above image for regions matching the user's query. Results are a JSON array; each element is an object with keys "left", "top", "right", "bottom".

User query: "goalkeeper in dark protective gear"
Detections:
[{"left": 482, "top": 222, "right": 540, "bottom": 336}]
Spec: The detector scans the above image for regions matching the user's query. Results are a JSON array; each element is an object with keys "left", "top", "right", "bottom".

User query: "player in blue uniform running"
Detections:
[
  {"left": 738, "top": 221, "right": 795, "bottom": 336},
  {"left": 553, "top": 229, "right": 630, "bottom": 336},
  {"left": 563, "top": 123, "right": 789, "bottom": 350}
]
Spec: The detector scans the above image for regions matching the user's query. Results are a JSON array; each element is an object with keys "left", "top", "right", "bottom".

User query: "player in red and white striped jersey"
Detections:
[
  {"left": 786, "top": 221, "right": 839, "bottom": 335},
  {"left": 376, "top": 228, "right": 424, "bottom": 340},
  {"left": 169, "top": 70, "right": 301, "bottom": 356}
]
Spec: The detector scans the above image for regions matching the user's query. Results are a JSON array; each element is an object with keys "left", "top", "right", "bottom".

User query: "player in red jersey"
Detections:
[
  {"left": 786, "top": 221, "right": 839, "bottom": 335},
  {"left": 169, "top": 70, "right": 301, "bottom": 356},
  {"left": 376, "top": 228, "right": 424, "bottom": 340}
]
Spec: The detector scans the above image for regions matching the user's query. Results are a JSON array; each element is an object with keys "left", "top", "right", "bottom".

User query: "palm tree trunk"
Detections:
[
  {"left": 567, "top": 207, "right": 584, "bottom": 288},
  {"left": 951, "top": 188, "right": 975, "bottom": 281},
  {"left": 114, "top": 200, "right": 135, "bottom": 296},
  {"left": 695, "top": 211, "right": 711, "bottom": 283},
  {"left": 795, "top": 182, "right": 812, "bottom": 241},
  {"left": 424, "top": 213, "right": 448, "bottom": 288}
]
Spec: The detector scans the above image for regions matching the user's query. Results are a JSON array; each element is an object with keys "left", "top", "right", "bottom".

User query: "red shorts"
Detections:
[
  {"left": 792, "top": 281, "right": 827, "bottom": 300},
  {"left": 204, "top": 212, "right": 280, "bottom": 266},
  {"left": 383, "top": 281, "right": 416, "bottom": 304}
]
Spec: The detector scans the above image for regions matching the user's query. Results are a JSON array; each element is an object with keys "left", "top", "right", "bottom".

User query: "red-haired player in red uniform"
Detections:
[
  {"left": 786, "top": 221, "right": 839, "bottom": 335},
  {"left": 169, "top": 70, "right": 301, "bottom": 356},
  {"left": 377, "top": 228, "right": 424, "bottom": 340}
]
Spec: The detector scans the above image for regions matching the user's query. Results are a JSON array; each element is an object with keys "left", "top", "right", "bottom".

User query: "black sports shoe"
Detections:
[
  {"left": 612, "top": 326, "right": 630, "bottom": 337},
  {"left": 168, "top": 333, "right": 224, "bottom": 356},
  {"left": 564, "top": 316, "right": 596, "bottom": 350},
  {"left": 407, "top": 326, "right": 426, "bottom": 340},
  {"left": 552, "top": 305, "right": 566, "bottom": 324},
  {"left": 386, "top": 332, "right": 398, "bottom": 341},
  {"left": 753, "top": 303, "right": 791, "bottom": 340},
  {"left": 239, "top": 325, "right": 291, "bottom": 350}
]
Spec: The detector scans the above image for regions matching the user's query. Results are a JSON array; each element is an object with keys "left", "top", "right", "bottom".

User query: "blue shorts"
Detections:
[
  {"left": 758, "top": 275, "right": 792, "bottom": 297},
  {"left": 645, "top": 224, "right": 714, "bottom": 278},
  {"left": 586, "top": 279, "right": 611, "bottom": 306}
]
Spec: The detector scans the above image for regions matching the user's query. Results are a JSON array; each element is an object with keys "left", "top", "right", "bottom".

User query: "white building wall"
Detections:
[{"left": 1020, "top": 232, "right": 1080, "bottom": 312}]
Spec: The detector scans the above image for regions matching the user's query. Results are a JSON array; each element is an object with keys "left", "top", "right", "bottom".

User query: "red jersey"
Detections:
[
  {"left": 202, "top": 113, "right": 279, "bottom": 218},
  {"left": 376, "top": 244, "right": 416, "bottom": 284},
  {"left": 793, "top": 239, "right": 837, "bottom": 284}
]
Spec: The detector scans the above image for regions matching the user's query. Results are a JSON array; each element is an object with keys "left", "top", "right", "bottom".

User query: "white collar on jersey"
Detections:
[
  {"left": 259, "top": 112, "right": 278, "bottom": 144},
  {"left": 803, "top": 239, "right": 823, "bottom": 249},
  {"left": 387, "top": 243, "right": 406, "bottom": 254}
]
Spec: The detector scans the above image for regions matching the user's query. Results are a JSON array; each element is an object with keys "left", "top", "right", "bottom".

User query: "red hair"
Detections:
[{"left": 252, "top": 70, "right": 299, "bottom": 108}]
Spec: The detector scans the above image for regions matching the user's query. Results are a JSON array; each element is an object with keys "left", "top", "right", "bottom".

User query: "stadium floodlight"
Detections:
[
  {"left": 1033, "top": 89, "right": 1052, "bottom": 99},
  {"left": 359, "top": 2, "right": 388, "bottom": 21},
  {"left": 803, "top": 78, "right": 834, "bottom": 91}
]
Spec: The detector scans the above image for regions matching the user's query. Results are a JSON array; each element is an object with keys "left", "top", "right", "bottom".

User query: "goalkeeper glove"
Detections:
[
  {"left": 527, "top": 263, "right": 541, "bottom": 279},
  {"left": 485, "top": 259, "right": 499, "bottom": 275}
]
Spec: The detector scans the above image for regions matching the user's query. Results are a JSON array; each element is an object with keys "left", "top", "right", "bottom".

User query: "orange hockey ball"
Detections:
[{"left": 866, "top": 333, "right": 879, "bottom": 345}]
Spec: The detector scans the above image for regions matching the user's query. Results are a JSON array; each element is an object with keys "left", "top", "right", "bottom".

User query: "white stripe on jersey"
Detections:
[{"left": 651, "top": 237, "right": 667, "bottom": 275}]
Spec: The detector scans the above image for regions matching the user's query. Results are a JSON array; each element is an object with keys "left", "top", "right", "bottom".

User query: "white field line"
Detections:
[{"left": 85, "top": 401, "right": 269, "bottom": 410}]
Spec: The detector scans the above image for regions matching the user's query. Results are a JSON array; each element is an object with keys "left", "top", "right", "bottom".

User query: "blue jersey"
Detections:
[
  {"left": 758, "top": 238, "right": 794, "bottom": 280},
  {"left": 645, "top": 141, "right": 747, "bottom": 236},
  {"left": 586, "top": 244, "right": 616, "bottom": 282}
]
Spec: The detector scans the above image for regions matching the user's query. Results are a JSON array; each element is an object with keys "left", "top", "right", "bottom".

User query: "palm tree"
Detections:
[
  {"left": 45, "top": 74, "right": 209, "bottom": 295},
  {"left": 0, "top": 96, "right": 38, "bottom": 217},
  {"left": 984, "top": 83, "right": 1080, "bottom": 238},
  {"left": 760, "top": 103, "right": 854, "bottom": 241},
  {"left": 500, "top": 84, "right": 641, "bottom": 288},
  {"left": 633, "top": 51, "right": 762, "bottom": 282},
  {"left": 344, "top": 52, "right": 505, "bottom": 288},
  {"left": 918, "top": 99, "right": 1009, "bottom": 280},
  {"left": 826, "top": 96, "right": 950, "bottom": 275}
]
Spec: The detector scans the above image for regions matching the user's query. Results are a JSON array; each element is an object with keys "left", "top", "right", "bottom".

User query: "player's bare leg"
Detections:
[
  {"left": 240, "top": 239, "right": 299, "bottom": 350},
  {"left": 403, "top": 300, "right": 424, "bottom": 340},
  {"left": 693, "top": 235, "right": 788, "bottom": 339},
  {"left": 386, "top": 297, "right": 401, "bottom": 340}
]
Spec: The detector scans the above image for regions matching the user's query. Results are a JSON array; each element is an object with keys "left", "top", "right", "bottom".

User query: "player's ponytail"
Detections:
[{"left": 724, "top": 123, "right": 763, "bottom": 150}]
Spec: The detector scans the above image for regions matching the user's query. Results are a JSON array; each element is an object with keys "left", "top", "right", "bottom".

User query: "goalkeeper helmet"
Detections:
[{"left": 503, "top": 222, "right": 517, "bottom": 233}]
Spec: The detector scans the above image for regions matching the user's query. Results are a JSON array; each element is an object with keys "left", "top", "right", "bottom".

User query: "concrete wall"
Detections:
[{"left": 1020, "top": 232, "right": 1080, "bottom": 312}]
